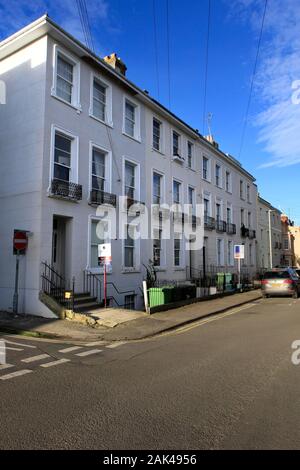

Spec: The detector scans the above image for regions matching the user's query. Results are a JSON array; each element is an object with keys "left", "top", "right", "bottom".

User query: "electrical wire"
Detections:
[
  {"left": 152, "top": 0, "right": 160, "bottom": 99},
  {"left": 203, "top": 0, "right": 211, "bottom": 135},
  {"left": 238, "top": 0, "right": 268, "bottom": 159},
  {"left": 166, "top": 0, "right": 171, "bottom": 109}
]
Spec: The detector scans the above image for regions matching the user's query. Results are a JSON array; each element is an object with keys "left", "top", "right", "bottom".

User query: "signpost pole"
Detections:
[
  {"left": 238, "top": 257, "right": 241, "bottom": 288},
  {"left": 104, "top": 262, "right": 107, "bottom": 308},
  {"left": 13, "top": 252, "right": 20, "bottom": 315}
]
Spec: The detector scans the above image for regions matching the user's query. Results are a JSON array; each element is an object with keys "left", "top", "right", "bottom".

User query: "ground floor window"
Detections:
[
  {"left": 124, "top": 294, "right": 135, "bottom": 310},
  {"left": 90, "top": 219, "right": 107, "bottom": 268},
  {"left": 174, "top": 234, "right": 181, "bottom": 267},
  {"left": 124, "top": 224, "right": 135, "bottom": 268},
  {"left": 153, "top": 228, "right": 162, "bottom": 266}
]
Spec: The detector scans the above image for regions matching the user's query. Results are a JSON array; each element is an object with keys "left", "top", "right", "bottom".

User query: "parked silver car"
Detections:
[{"left": 261, "top": 268, "right": 300, "bottom": 298}]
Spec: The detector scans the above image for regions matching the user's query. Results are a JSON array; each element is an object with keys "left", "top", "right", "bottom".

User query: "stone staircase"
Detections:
[{"left": 73, "top": 292, "right": 104, "bottom": 313}]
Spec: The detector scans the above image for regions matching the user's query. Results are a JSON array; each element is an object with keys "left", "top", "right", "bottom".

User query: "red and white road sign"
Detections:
[{"left": 13, "top": 230, "right": 28, "bottom": 252}]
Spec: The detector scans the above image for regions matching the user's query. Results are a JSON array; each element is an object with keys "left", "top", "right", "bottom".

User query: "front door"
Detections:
[{"left": 52, "top": 217, "right": 66, "bottom": 277}]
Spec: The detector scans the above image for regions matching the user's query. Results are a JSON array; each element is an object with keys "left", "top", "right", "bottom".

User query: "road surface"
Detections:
[{"left": 0, "top": 296, "right": 300, "bottom": 449}]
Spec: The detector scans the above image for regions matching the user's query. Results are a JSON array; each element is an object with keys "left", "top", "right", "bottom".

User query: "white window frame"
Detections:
[
  {"left": 49, "top": 124, "right": 79, "bottom": 189},
  {"left": 227, "top": 240, "right": 234, "bottom": 266},
  {"left": 187, "top": 141, "right": 194, "bottom": 169},
  {"left": 225, "top": 169, "right": 232, "bottom": 193},
  {"left": 215, "top": 162, "right": 222, "bottom": 188},
  {"left": 171, "top": 129, "right": 181, "bottom": 156},
  {"left": 89, "top": 72, "right": 113, "bottom": 127},
  {"left": 246, "top": 183, "right": 251, "bottom": 203},
  {"left": 216, "top": 238, "right": 224, "bottom": 266},
  {"left": 187, "top": 185, "right": 196, "bottom": 214},
  {"left": 152, "top": 226, "right": 166, "bottom": 268},
  {"left": 152, "top": 116, "right": 164, "bottom": 153},
  {"left": 215, "top": 197, "right": 223, "bottom": 221},
  {"left": 240, "top": 179, "right": 245, "bottom": 200},
  {"left": 203, "top": 191, "right": 212, "bottom": 217},
  {"left": 51, "top": 44, "right": 81, "bottom": 111},
  {"left": 122, "top": 222, "right": 141, "bottom": 272},
  {"left": 87, "top": 215, "right": 112, "bottom": 274},
  {"left": 172, "top": 178, "right": 182, "bottom": 205},
  {"left": 226, "top": 203, "right": 233, "bottom": 224},
  {"left": 122, "top": 95, "right": 141, "bottom": 141},
  {"left": 122, "top": 156, "right": 141, "bottom": 203},
  {"left": 173, "top": 232, "right": 184, "bottom": 269},
  {"left": 88, "top": 141, "right": 112, "bottom": 200},
  {"left": 202, "top": 155, "right": 211, "bottom": 182},
  {"left": 152, "top": 169, "right": 165, "bottom": 205}
]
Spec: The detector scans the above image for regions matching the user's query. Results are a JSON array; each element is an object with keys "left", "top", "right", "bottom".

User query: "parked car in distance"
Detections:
[{"left": 261, "top": 268, "right": 300, "bottom": 298}]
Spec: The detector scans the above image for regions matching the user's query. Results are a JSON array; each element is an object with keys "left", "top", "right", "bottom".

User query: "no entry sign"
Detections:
[{"left": 13, "top": 230, "right": 28, "bottom": 254}]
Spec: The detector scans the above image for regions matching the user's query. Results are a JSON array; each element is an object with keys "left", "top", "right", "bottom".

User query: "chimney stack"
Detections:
[
  {"left": 204, "top": 134, "right": 219, "bottom": 149},
  {"left": 103, "top": 53, "right": 127, "bottom": 76}
]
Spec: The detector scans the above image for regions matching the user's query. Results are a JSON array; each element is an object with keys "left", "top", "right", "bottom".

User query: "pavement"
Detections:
[
  {"left": 0, "top": 290, "right": 262, "bottom": 342},
  {"left": 1, "top": 295, "right": 300, "bottom": 449}
]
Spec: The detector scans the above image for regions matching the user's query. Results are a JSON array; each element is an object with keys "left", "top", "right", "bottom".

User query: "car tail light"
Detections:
[
  {"left": 261, "top": 280, "right": 268, "bottom": 285},
  {"left": 283, "top": 279, "right": 293, "bottom": 284}
]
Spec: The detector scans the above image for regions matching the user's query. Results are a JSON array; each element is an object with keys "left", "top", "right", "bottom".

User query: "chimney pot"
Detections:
[{"left": 103, "top": 52, "right": 127, "bottom": 76}]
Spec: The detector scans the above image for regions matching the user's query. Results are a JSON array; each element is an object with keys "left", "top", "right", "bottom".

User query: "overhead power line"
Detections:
[
  {"left": 166, "top": 0, "right": 171, "bottom": 109},
  {"left": 76, "top": 0, "right": 95, "bottom": 52},
  {"left": 203, "top": 0, "right": 211, "bottom": 135},
  {"left": 152, "top": 0, "right": 160, "bottom": 99},
  {"left": 238, "top": 0, "right": 268, "bottom": 159}
]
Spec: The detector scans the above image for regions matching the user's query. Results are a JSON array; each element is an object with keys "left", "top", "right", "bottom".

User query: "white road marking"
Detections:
[
  {"left": 0, "top": 364, "right": 14, "bottom": 371},
  {"left": 162, "top": 303, "right": 255, "bottom": 337},
  {"left": 40, "top": 358, "right": 70, "bottom": 368},
  {"left": 4, "top": 339, "right": 36, "bottom": 349},
  {"left": 21, "top": 354, "right": 51, "bottom": 363},
  {"left": 75, "top": 349, "right": 102, "bottom": 357},
  {"left": 58, "top": 346, "right": 82, "bottom": 353},
  {"left": 106, "top": 342, "right": 126, "bottom": 349},
  {"left": 0, "top": 369, "right": 32, "bottom": 380},
  {"left": 3, "top": 346, "right": 23, "bottom": 351}
]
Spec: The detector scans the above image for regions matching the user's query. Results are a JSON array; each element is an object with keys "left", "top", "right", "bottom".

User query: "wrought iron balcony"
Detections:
[
  {"left": 204, "top": 215, "right": 215, "bottom": 230},
  {"left": 248, "top": 229, "right": 256, "bottom": 239},
  {"left": 89, "top": 189, "right": 117, "bottom": 207},
  {"left": 226, "top": 223, "right": 236, "bottom": 235},
  {"left": 51, "top": 179, "right": 82, "bottom": 201},
  {"left": 240, "top": 225, "right": 250, "bottom": 238},
  {"left": 216, "top": 219, "right": 227, "bottom": 232}
]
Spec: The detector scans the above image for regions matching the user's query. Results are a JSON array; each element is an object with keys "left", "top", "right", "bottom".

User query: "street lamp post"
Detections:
[{"left": 268, "top": 210, "right": 274, "bottom": 269}]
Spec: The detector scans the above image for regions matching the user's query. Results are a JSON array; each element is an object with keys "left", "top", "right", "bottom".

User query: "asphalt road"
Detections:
[{"left": 1, "top": 296, "right": 300, "bottom": 450}]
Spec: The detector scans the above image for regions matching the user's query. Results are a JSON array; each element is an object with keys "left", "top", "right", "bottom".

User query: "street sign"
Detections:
[
  {"left": 98, "top": 243, "right": 112, "bottom": 265},
  {"left": 234, "top": 244, "right": 245, "bottom": 260},
  {"left": 13, "top": 230, "right": 28, "bottom": 254}
]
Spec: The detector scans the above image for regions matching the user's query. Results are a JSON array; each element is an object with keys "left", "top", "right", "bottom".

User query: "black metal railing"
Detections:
[
  {"left": 89, "top": 189, "right": 117, "bottom": 207},
  {"left": 41, "top": 261, "right": 74, "bottom": 310},
  {"left": 227, "top": 223, "right": 236, "bottom": 235},
  {"left": 83, "top": 270, "right": 102, "bottom": 303},
  {"left": 216, "top": 219, "right": 227, "bottom": 232},
  {"left": 241, "top": 225, "right": 250, "bottom": 238},
  {"left": 51, "top": 179, "right": 82, "bottom": 201},
  {"left": 204, "top": 215, "right": 215, "bottom": 230},
  {"left": 248, "top": 229, "right": 256, "bottom": 239}
]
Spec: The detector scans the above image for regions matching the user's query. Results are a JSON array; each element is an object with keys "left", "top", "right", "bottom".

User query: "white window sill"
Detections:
[
  {"left": 122, "top": 131, "right": 141, "bottom": 143},
  {"left": 51, "top": 91, "right": 82, "bottom": 113},
  {"left": 202, "top": 177, "right": 211, "bottom": 183},
  {"left": 153, "top": 267, "right": 167, "bottom": 272},
  {"left": 187, "top": 167, "right": 196, "bottom": 172},
  {"left": 173, "top": 266, "right": 185, "bottom": 271},
  {"left": 225, "top": 190, "right": 232, "bottom": 195},
  {"left": 151, "top": 147, "right": 165, "bottom": 156},
  {"left": 89, "top": 113, "right": 113, "bottom": 128},
  {"left": 87, "top": 267, "right": 112, "bottom": 274}
]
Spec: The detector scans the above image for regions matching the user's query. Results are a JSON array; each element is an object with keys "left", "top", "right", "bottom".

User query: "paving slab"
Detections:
[{"left": 0, "top": 290, "right": 262, "bottom": 342}]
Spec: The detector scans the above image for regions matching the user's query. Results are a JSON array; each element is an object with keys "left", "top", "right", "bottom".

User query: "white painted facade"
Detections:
[
  {"left": 257, "top": 196, "right": 282, "bottom": 269},
  {"left": 0, "top": 16, "right": 258, "bottom": 316}
]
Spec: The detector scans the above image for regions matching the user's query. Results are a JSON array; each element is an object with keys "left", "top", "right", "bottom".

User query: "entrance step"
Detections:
[{"left": 73, "top": 301, "right": 104, "bottom": 313}]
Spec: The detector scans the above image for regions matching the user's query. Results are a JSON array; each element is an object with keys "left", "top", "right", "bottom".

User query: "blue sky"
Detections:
[{"left": 1, "top": 0, "right": 300, "bottom": 222}]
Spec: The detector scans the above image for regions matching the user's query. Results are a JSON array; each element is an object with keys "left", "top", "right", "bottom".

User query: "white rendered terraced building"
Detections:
[{"left": 0, "top": 16, "right": 258, "bottom": 316}]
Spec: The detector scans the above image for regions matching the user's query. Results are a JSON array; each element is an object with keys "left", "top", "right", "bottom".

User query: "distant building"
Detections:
[
  {"left": 281, "top": 215, "right": 295, "bottom": 267},
  {"left": 257, "top": 196, "right": 282, "bottom": 269},
  {"left": 288, "top": 226, "right": 300, "bottom": 267}
]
